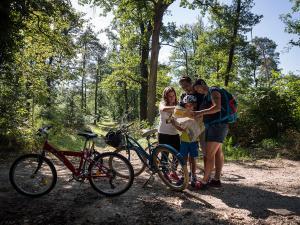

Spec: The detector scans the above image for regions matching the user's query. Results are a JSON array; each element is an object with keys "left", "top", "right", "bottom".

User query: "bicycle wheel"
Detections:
[
  {"left": 114, "top": 148, "right": 146, "bottom": 177},
  {"left": 152, "top": 146, "right": 188, "bottom": 191},
  {"left": 9, "top": 154, "right": 57, "bottom": 197},
  {"left": 89, "top": 152, "right": 134, "bottom": 196}
]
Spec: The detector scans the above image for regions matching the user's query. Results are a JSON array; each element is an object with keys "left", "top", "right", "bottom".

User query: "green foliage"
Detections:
[
  {"left": 223, "top": 136, "right": 251, "bottom": 160},
  {"left": 49, "top": 129, "right": 85, "bottom": 151},
  {"left": 0, "top": 0, "right": 299, "bottom": 161},
  {"left": 169, "top": 19, "right": 205, "bottom": 79},
  {"left": 230, "top": 81, "right": 300, "bottom": 150},
  {"left": 281, "top": 0, "right": 300, "bottom": 46},
  {"left": 259, "top": 138, "right": 278, "bottom": 150}
]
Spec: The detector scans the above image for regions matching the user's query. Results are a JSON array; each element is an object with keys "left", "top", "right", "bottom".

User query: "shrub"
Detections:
[{"left": 231, "top": 87, "right": 298, "bottom": 147}]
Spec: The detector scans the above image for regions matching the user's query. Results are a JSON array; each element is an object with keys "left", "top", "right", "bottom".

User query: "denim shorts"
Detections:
[
  {"left": 205, "top": 123, "right": 229, "bottom": 143},
  {"left": 180, "top": 141, "right": 199, "bottom": 158}
]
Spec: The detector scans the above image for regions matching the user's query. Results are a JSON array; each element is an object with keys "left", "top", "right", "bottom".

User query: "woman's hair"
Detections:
[
  {"left": 161, "top": 86, "right": 177, "bottom": 106},
  {"left": 193, "top": 78, "right": 207, "bottom": 87},
  {"left": 179, "top": 76, "right": 192, "bottom": 84}
]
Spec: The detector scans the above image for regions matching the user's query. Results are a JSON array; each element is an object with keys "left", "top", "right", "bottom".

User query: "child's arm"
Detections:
[
  {"left": 159, "top": 104, "right": 176, "bottom": 113},
  {"left": 171, "top": 118, "right": 185, "bottom": 132}
]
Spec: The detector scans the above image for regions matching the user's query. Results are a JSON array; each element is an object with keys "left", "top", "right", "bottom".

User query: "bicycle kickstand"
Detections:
[
  {"left": 142, "top": 172, "right": 155, "bottom": 188},
  {"left": 67, "top": 176, "right": 74, "bottom": 182}
]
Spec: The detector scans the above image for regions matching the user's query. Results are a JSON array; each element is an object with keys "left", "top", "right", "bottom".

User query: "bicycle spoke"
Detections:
[
  {"left": 152, "top": 147, "right": 188, "bottom": 191},
  {"left": 89, "top": 152, "right": 134, "bottom": 196},
  {"left": 9, "top": 154, "right": 57, "bottom": 197}
]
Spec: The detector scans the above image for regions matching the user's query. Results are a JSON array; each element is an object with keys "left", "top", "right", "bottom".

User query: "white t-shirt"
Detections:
[{"left": 158, "top": 105, "right": 179, "bottom": 135}]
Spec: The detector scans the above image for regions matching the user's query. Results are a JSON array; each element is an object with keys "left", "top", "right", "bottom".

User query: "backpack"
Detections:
[
  {"left": 220, "top": 88, "right": 238, "bottom": 123},
  {"left": 205, "top": 87, "right": 238, "bottom": 125}
]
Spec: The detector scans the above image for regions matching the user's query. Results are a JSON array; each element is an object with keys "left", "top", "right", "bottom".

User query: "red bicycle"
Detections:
[{"left": 9, "top": 125, "right": 134, "bottom": 197}]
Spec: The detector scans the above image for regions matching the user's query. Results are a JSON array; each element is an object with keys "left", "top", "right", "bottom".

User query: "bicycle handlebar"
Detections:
[{"left": 119, "top": 123, "right": 134, "bottom": 133}]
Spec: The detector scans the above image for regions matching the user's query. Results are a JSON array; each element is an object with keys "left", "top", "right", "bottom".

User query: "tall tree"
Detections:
[
  {"left": 281, "top": 0, "right": 300, "bottom": 47},
  {"left": 0, "top": 0, "right": 80, "bottom": 135},
  {"left": 252, "top": 37, "right": 280, "bottom": 87},
  {"left": 193, "top": 0, "right": 262, "bottom": 86},
  {"left": 77, "top": 27, "right": 100, "bottom": 112},
  {"left": 82, "top": 0, "right": 178, "bottom": 123},
  {"left": 169, "top": 19, "right": 205, "bottom": 79},
  {"left": 147, "top": 0, "right": 175, "bottom": 124}
]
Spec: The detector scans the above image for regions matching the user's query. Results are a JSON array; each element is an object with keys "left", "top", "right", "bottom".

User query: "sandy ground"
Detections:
[{"left": 0, "top": 156, "right": 299, "bottom": 225}]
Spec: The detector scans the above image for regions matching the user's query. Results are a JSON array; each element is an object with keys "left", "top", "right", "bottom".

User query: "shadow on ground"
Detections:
[{"left": 199, "top": 182, "right": 300, "bottom": 219}]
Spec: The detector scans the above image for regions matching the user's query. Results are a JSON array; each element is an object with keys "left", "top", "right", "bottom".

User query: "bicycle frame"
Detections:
[
  {"left": 124, "top": 134, "right": 186, "bottom": 169},
  {"left": 42, "top": 139, "right": 93, "bottom": 177},
  {"left": 126, "top": 135, "right": 152, "bottom": 165}
]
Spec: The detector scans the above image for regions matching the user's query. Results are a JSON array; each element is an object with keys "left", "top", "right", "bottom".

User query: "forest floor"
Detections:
[{"left": 0, "top": 154, "right": 299, "bottom": 225}]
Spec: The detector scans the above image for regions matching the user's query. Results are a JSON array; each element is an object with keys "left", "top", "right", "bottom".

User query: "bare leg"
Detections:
[
  {"left": 214, "top": 144, "right": 224, "bottom": 180},
  {"left": 191, "top": 157, "right": 197, "bottom": 176},
  {"left": 199, "top": 132, "right": 206, "bottom": 172},
  {"left": 184, "top": 156, "right": 189, "bottom": 170},
  {"left": 203, "top": 142, "right": 221, "bottom": 183}
]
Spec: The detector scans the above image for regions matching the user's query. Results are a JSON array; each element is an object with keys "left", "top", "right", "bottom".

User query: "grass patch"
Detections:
[
  {"left": 223, "top": 136, "right": 252, "bottom": 160},
  {"left": 49, "top": 129, "right": 85, "bottom": 151},
  {"left": 48, "top": 119, "right": 117, "bottom": 151}
]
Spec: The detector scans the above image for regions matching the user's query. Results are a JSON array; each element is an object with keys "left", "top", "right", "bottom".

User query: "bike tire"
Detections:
[
  {"left": 89, "top": 152, "right": 134, "bottom": 196},
  {"left": 152, "top": 146, "right": 188, "bottom": 191},
  {"left": 113, "top": 148, "right": 147, "bottom": 177},
  {"left": 9, "top": 154, "right": 57, "bottom": 197}
]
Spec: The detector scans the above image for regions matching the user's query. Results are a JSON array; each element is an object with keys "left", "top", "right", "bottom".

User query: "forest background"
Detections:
[{"left": 0, "top": 0, "right": 299, "bottom": 159}]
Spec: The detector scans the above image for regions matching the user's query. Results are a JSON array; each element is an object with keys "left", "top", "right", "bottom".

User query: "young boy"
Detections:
[{"left": 172, "top": 95, "right": 200, "bottom": 186}]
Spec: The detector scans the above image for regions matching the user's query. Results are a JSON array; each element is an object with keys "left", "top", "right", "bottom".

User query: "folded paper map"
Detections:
[{"left": 172, "top": 106, "right": 205, "bottom": 142}]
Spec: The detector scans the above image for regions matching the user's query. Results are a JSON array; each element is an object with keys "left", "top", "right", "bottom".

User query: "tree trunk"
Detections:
[
  {"left": 81, "top": 44, "right": 86, "bottom": 111},
  {"left": 224, "top": 0, "right": 241, "bottom": 87},
  {"left": 84, "top": 81, "right": 87, "bottom": 112},
  {"left": 184, "top": 48, "right": 189, "bottom": 76},
  {"left": 147, "top": 1, "right": 170, "bottom": 124},
  {"left": 124, "top": 82, "right": 129, "bottom": 113},
  {"left": 46, "top": 56, "right": 53, "bottom": 108},
  {"left": 139, "top": 21, "right": 152, "bottom": 121},
  {"left": 70, "top": 92, "right": 75, "bottom": 126},
  {"left": 94, "top": 64, "right": 99, "bottom": 125}
]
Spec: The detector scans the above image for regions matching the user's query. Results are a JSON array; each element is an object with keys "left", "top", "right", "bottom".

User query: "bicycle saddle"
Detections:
[
  {"left": 141, "top": 128, "right": 157, "bottom": 138},
  {"left": 77, "top": 131, "right": 98, "bottom": 139}
]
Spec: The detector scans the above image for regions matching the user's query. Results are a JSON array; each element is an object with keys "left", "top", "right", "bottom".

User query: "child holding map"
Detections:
[{"left": 171, "top": 95, "right": 205, "bottom": 187}]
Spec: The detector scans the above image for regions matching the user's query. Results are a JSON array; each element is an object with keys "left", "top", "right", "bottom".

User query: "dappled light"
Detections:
[{"left": 1, "top": 0, "right": 300, "bottom": 224}]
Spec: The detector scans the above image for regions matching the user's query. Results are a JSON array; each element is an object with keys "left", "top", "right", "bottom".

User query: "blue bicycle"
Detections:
[{"left": 106, "top": 123, "right": 189, "bottom": 191}]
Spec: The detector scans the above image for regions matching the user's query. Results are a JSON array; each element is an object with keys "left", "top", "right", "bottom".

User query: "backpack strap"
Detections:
[{"left": 205, "top": 87, "right": 222, "bottom": 126}]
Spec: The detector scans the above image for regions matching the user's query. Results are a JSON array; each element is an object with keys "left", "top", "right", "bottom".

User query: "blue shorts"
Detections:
[
  {"left": 205, "top": 123, "right": 229, "bottom": 143},
  {"left": 180, "top": 141, "right": 199, "bottom": 158}
]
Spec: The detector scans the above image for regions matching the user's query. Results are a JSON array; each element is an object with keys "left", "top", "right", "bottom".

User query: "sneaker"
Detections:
[
  {"left": 208, "top": 179, "right": 222, "bottom": 187},
  {"left": 176, "top": 177, "right": 184, "bottom": 186},
  {"left": 194, "top": 180, "right": 208, "bottom": 190},
  {"left": 163, "top": 172, "right": 171, "bottom": 182},
  {"left": 169, "top": 172, "right": 179, "bottom": 181}
]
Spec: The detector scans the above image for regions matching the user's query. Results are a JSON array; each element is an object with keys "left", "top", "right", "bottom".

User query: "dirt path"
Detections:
[{"left": 0, "top": 157, "right": 299, "bottom": 225}]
